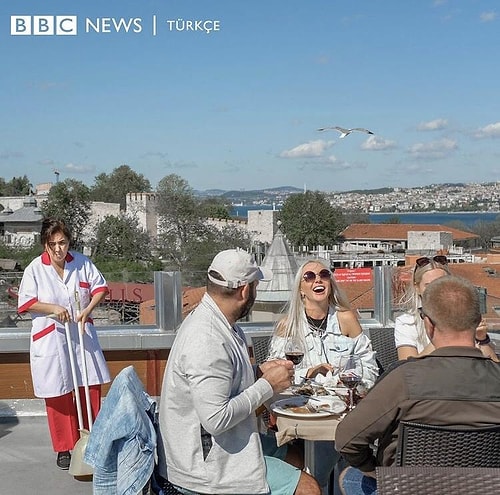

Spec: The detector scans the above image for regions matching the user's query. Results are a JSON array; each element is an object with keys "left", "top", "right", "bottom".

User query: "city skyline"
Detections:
[{"left": 1, "top": 1, "right": 500, "bottom": 193}]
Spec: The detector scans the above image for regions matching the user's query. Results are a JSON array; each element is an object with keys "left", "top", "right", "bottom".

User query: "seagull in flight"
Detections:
[{"left": 317, "top": 126, "right": 374, "bottom": 139}]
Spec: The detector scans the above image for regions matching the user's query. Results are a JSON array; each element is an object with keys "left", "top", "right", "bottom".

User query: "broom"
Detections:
[{"left": 68, "top": 291, "right": 94, "bottom": 477}]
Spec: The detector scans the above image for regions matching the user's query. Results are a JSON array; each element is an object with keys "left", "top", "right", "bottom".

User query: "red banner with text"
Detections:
[{"left": 334, "top": 268, "right": 372, "bottom": 283}]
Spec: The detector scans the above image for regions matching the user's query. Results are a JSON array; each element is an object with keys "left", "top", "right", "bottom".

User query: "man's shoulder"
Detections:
[{"left": 373, "top": 358, "right": 416, "bottom": 388}]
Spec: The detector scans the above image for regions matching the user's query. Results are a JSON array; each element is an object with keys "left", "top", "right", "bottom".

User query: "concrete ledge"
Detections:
[
  {"left": 0, "top": 395, "right": 162, "bottom": 418},
  {"left": 0, "top": 323, "right": 276, "bottom": 353},
  {"left": 0, "top": 325, "right": 176, "bottom": 353},
  {"left": 0, "top": 399, "right": 46, "bottom": 417}
]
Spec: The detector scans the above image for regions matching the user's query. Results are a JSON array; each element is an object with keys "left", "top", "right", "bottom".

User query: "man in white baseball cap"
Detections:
[
  {"left": 159, "top": 248, "right": 320, "bottom": 495},
  {"left": 208, "top": 247, "right": 272, "bottom": 288}
]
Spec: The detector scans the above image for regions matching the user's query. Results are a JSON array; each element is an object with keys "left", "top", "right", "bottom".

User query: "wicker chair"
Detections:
[
  {"left": 250, "top": 335, "right": 273, "bottom": 429},
  {"left": 368, "top": 327, "right": 398, "bottom": 373},
  {"left": 251, "top": 334, "right": 272, "bottom": 365},
  {"left": 396, "top": 421, "right": 500, "bottom": 467},
  {"left": 377, "top": 466, "right": 500, "bottom": 494}
]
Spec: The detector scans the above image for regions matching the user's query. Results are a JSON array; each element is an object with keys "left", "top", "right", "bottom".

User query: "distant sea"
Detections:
[{"left": 230, "top": 205, "right": 500, "bottom": 228}]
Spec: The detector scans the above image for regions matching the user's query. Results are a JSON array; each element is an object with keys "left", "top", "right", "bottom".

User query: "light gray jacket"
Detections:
[{"left": 159, "top": 293, "right": 274, "bottom": 494}]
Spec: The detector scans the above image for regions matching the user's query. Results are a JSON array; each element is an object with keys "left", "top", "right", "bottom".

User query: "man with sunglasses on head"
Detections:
[
  {"left": 335, "top": 276, "right": 500, "bottom": 495},
  {"left": 158, "top": 249, "right": 320, "bottom": 495}
]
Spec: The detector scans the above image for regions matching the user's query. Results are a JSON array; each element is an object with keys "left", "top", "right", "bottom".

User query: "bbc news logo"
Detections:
[
  {"left": 11, "top": 16, "right": 78, "bottom": 35},
  {"left": 10, "top": 15, "right": 221, "bottom": 37},
  {"left": 10, "top": 15, "right": 143, "bottom": 35}
]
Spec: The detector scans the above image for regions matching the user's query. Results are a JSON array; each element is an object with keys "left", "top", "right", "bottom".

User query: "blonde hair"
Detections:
[
  {"left": 398, "top": 260, "right": 451, "bottom": 349},
  {"left": 276, "top": 258, "right": 350, "bottom": 340}
]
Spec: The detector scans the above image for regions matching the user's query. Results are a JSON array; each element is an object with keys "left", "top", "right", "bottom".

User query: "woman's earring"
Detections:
[{"left": 300, "top": 292, "right": 305, "bottom": 299}]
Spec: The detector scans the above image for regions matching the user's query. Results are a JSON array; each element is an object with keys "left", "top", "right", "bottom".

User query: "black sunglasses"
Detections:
[
  {"left": 302, "top": 269, "right": 332, "bottom": 283},
  {"left": 415, "top": 255, "right": 448, "bottom": 268},
  {"left": 418, "top": 307, "right": 436, "bottom": 326}
]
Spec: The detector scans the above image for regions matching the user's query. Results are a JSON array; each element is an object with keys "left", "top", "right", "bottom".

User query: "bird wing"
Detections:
[
  {"left": 352, "top": 128, "right": 374, "bottom": 134},
  {"left": 317, "top": 127, "right": 336, "bottom": 131}
]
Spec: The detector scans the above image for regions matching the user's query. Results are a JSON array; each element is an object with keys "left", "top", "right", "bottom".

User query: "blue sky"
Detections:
[{"left": 1, "top": 0, "right": 500, "bottom": 193}]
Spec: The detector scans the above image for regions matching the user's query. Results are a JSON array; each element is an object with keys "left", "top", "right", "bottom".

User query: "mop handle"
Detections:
[
  {"left": 64, "top": 322, "right": 84, "bottom": 431},
  {"left": 75, "top": 291, "right": 93, "bottom": 431}
]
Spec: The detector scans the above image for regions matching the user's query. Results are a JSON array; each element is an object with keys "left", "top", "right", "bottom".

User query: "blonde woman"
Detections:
[
  {"left": 395, "top": 255, "right": 498, "bottom": 361},
  {"left": 268, "top": 258, "right": 378, "bottom": 492},
  {"left": 268, "top": 259, "right": 378, "bottom": 391}
]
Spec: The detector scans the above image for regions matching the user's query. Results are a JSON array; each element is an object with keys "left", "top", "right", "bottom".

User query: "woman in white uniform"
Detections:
[{"left": 17, "top": 218, "right": 110, "bottom": 470}]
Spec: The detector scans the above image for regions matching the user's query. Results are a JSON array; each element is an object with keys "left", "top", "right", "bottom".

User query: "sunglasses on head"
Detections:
[
  {"left": 302, "top": 269, "right": 332, "bottom": 283},
  {"left": 415, "top": 255, "right": 448, "bottom": 268},
  {"left": 418, "top": 307, "right": 436, "bottom": 326}
]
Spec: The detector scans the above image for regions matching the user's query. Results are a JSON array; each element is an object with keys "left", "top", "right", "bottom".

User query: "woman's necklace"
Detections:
[
  {"left": 306, "top": 313, "right": 330, "bottom": 362},
  {"left": 306, "top": 314, "right": 328, "bottom": 334}
]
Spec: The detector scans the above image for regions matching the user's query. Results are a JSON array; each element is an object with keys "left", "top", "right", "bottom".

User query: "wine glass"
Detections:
[
  {"left": 284, "top": 335, "right": 305, "bottom": 387},
  {"left": 339, "top": 355, "right": 363, "bottom": 411}
]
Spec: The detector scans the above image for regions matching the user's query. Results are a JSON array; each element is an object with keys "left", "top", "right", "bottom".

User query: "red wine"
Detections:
[
  {"left": 340, "top": 375, "right": 361, "bottom": 389},
  {"left": 285, "top": 352, "right": 304, "bottom": 365}
]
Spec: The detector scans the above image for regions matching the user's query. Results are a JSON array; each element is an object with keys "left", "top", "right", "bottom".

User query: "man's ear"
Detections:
[
  {"left": 423, "top": 316, "right": 434, "bottom": 342},
  {"left": 239, "top": 283, "right": 250, "bottom": 301}
]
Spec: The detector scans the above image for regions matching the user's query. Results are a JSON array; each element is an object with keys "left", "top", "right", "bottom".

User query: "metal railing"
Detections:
[{"left": 0, "top": 267, "right": 397, "bottom": 353}]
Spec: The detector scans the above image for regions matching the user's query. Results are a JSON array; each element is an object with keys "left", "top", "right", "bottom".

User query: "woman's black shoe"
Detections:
[{"left": 56, "top": 451, "right": 71, "bottom": 470}]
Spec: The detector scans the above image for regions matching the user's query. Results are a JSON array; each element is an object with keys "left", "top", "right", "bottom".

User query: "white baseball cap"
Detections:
[{"left": 207, "top": 248, "right": 272, "bottom": 289}]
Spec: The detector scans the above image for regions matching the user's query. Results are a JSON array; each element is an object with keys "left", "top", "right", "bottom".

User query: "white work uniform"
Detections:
[{"left": 18, "top": 251, "right": 111, "bottom": 398}]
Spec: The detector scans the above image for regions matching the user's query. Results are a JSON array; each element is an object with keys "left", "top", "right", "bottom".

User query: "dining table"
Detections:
[{"left": 268, "top": 390, "right": 347, "bottom": 478}]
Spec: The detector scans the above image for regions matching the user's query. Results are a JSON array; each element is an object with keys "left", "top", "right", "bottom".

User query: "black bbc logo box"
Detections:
[{"left": 11, "top": 16, "right": 77, "bottom": 35}]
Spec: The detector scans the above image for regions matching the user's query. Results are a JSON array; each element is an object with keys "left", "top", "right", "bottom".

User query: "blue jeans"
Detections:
[{"left": 341, "top": 467, "right": 377, "bottom": 495}]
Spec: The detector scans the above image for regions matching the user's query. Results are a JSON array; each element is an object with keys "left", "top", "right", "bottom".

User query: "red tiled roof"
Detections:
[
  {"left": 341, "top": 223, "right": 478, "bottom": 241},
  {"left": 139, "top": 286, "right": 207, "bottom": 324},
  {"left": 183, "top": 286, "right": 206, "bottom": 315}
]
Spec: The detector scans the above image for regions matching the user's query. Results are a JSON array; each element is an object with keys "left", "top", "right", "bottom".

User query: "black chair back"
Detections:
[
  {"left": 377, "top": 466, "right": 500, "bottom": 495},
  {"left": 251, "top": 335, "right": 272, "bottom": 365},
  {"left": 368, "top": 327, "right": 398, "bottom": 373},
  {"left": 396, "top": 421, "right": 500, "bottom": 467}
]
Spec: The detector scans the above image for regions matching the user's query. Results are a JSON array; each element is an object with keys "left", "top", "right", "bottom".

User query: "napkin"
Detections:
[{"left": 275, "top": 416, "right": 340, "bottom": 446}]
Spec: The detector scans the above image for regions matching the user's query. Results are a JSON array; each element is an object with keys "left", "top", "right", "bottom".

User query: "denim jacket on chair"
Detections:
[{"left": 84, "top": 365, "right": 157, "bottom": 495}]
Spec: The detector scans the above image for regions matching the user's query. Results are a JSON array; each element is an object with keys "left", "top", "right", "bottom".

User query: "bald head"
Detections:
[{"left": 421, "top": 276, "right": 481, "bottom": 343}]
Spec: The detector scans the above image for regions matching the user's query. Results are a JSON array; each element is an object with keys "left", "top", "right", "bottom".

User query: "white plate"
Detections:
[{"left": 270, "top": 396, "right": 346, "bottom": 418}]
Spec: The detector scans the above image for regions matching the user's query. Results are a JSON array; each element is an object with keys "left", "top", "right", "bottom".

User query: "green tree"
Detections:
[
  {"left": 0, "top": 238, "right": 41, "bottom": 269},
  {"left": 382, "top": 215, "right": 402, "bottom": 224},
  {"left": 344, "top": 210, "right": 370, "bottom": 224},
  {"left": 156, "top": 174, "right": 251, "bottom": 283},
  {"left": 91, "top": 214, "right": 153, "bottom": 262},
  {"left": 3, "top": 175, "right": 32, "bottom": 196},
  {"left": 471, "top": 217, "right": 500, "bottom": 250},
  {"left": 199, "top": 196, "right": 232, "bottom": 219},
  {"left": 156, "top": 174, "right": 208, "bottom": 270},
  {"left": 40, "top": 179, "right": 91, "bottom": 250},
  {"left": 90, "top": 165, "right": 151, "bottom": 210},
  {"left": 279, "top": 191, "right": 347, "bottom": 250}
]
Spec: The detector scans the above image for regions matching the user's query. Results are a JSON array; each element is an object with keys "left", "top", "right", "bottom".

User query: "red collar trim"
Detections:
[{"left": 41, "top": 251, "right": 74, "bottom": 265}]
